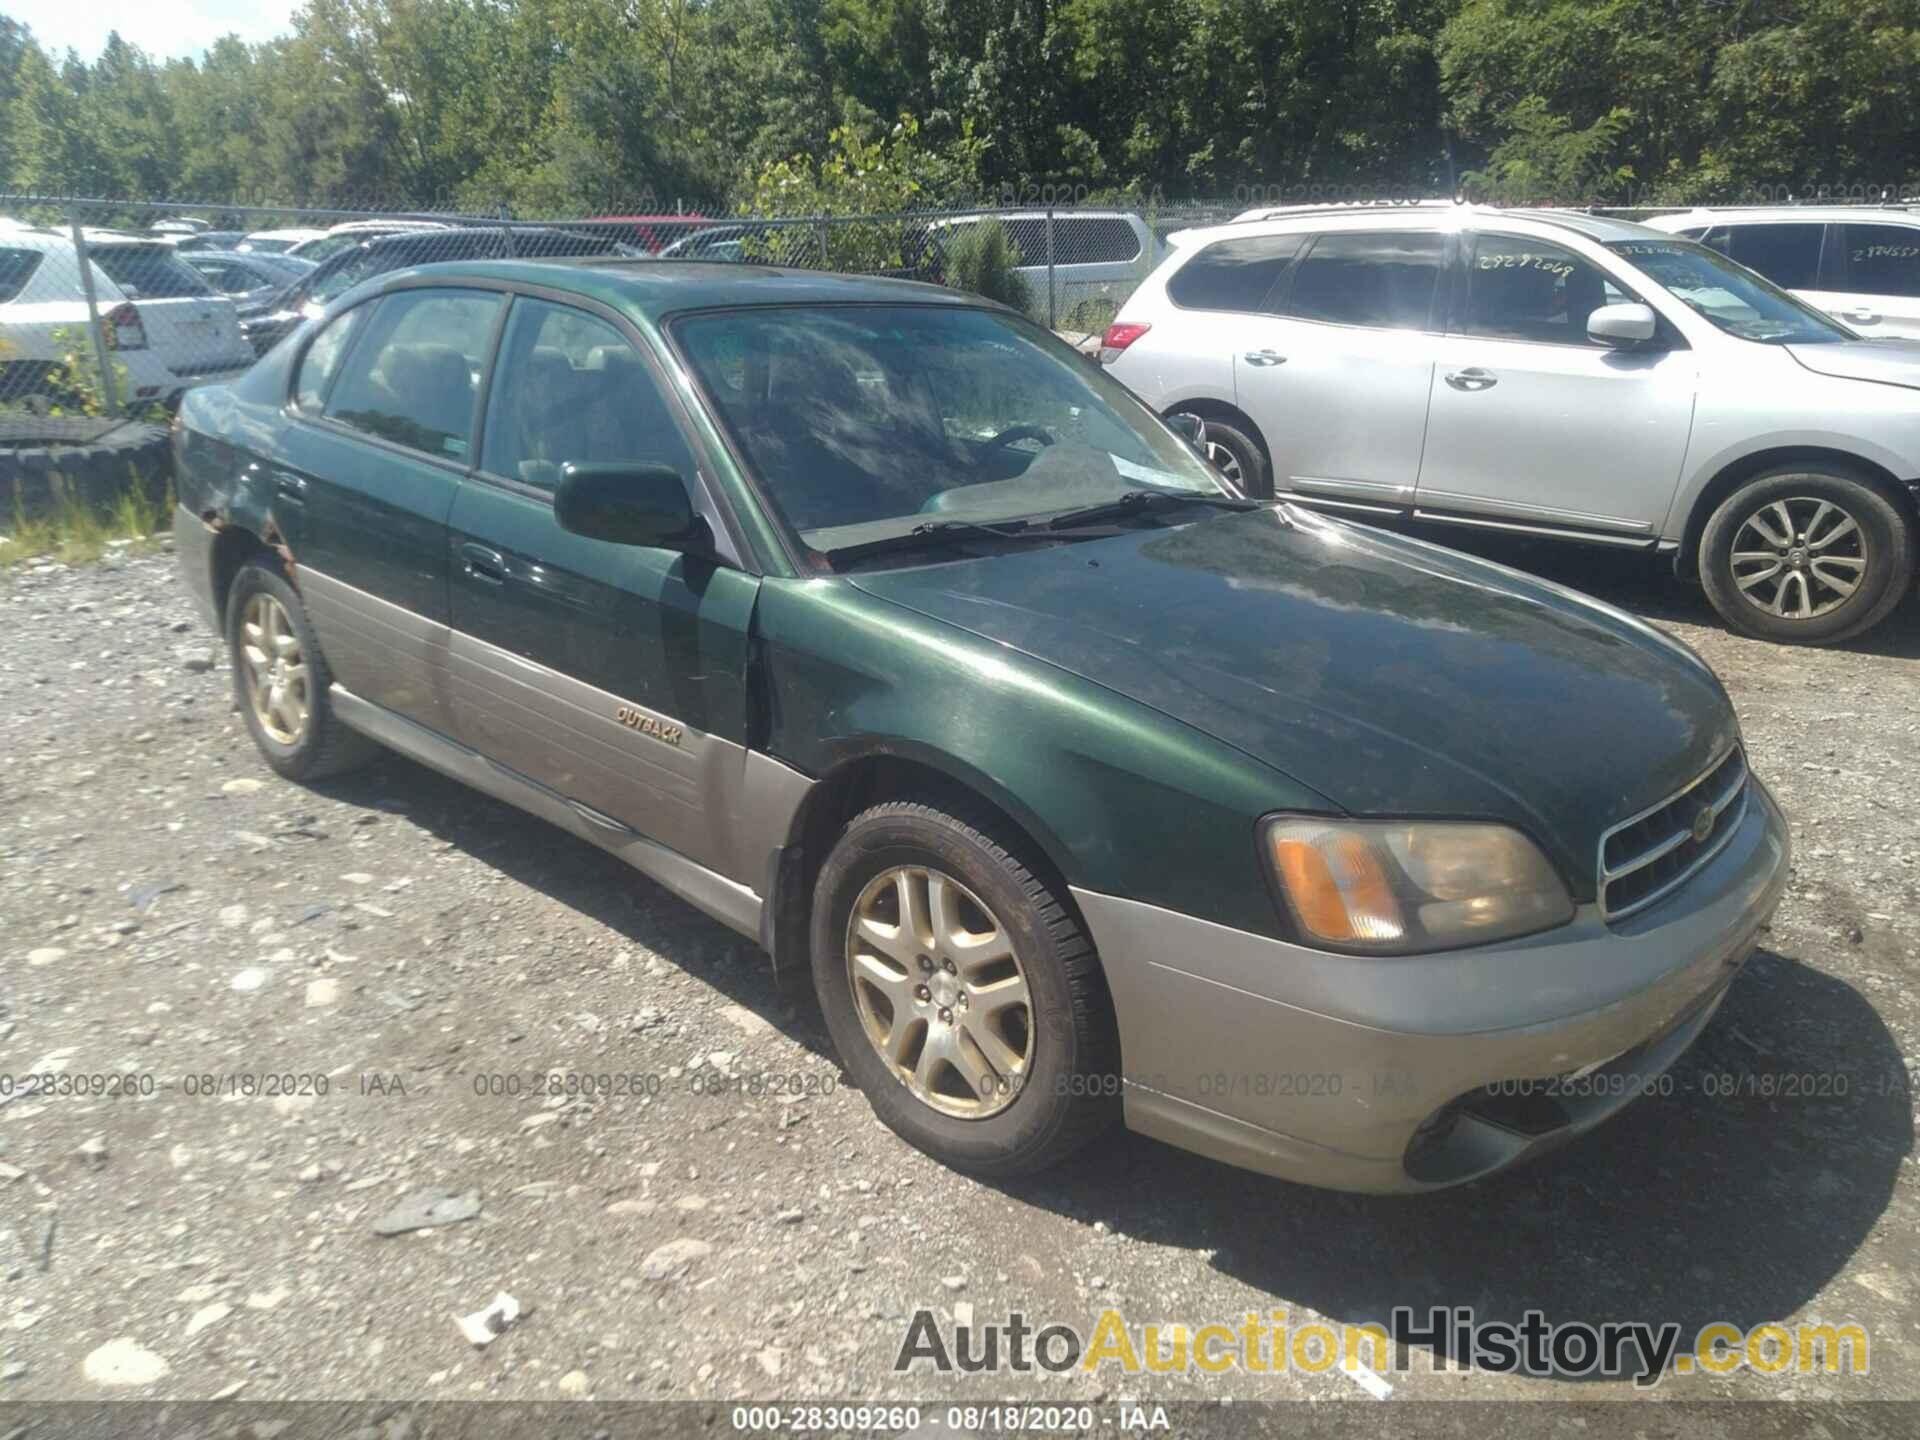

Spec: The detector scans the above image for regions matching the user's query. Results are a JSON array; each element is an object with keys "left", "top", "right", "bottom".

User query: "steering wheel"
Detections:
[{"left": 983, "top": 423, "right": 1056, "bottom": 451}]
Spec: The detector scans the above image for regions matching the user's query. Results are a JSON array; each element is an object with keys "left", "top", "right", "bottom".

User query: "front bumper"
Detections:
[{"left": 1073, "top": 776, "right": 1791, "bottom": 1193}]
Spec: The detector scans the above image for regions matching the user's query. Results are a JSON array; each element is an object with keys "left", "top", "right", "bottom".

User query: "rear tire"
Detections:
[
  {"left": 811, "top": 800, "right": 1119, "bottom": 1177},
  {"left": 1172, "top": 411, "right": 1269, "bottom": 499},
  {"left": 224, "top": 558, "right": 379, "bottom": 782},
  {"left": 1699, "top": 467, "right": 1912, "bottom": 644}
]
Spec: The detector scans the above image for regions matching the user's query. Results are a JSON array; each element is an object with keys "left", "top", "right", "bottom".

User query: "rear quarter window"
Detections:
[
  {"left": 90, "top": 246, "right": 217, "bottom": 300},
  {"left": 1166, "top": 235, "right": 1302, "bottom": 312},
  {"left": 0, "top": 248, "right": 42, "bottom": 303}
]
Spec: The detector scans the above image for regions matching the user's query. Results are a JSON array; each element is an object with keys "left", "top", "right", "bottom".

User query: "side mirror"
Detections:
[
  {"left": 1166, "top": 411, "right": 1207, "bottom": 447},
  {"left": 554, "top": 462, "right": 705, "bottom": 549},
  {"left": 1588, "top": 302, "right": 1658, "bottom": 348}
]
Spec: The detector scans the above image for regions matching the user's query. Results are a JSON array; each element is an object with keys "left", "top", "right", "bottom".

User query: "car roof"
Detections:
[
  {"left": 378, "top": 257, "right": 977, "bottom": 321},
  {"left": 1642, "top": 206, "right": 1920, "bottom": 227},
  {"left": 1180, "top": 203, "right": 1669, "bottom": 249}
]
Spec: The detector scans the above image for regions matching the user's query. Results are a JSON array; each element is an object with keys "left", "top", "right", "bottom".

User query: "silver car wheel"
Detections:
[
  {"left": 238, "top": 591, "right": 310, "bottom": 745},
  {"left": 1730, "top": 495, "right": 1867, "bottom": 621},
  {"left": 845, "top": 864, "right": 1034, "bottom": 1118},
  {"left": 1204, "top": 439, "right": 1243, "bottom": 484}
]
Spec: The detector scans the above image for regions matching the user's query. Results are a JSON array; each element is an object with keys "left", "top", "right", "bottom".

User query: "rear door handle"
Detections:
[
  {"left": 270, "top": 469, "right": 308, "bottom": 507},
  {"left": 1444, "top": 367, "right": 1498, "bottom": 391},
  {"left": 1242, "top": 349, "right": 1287, "bottom": 367},
  {"left": 1842, "top": 307, "right": 1880, "bottom": 325},
  {"left": 460, "top": 542, "right": 508, "bottom": 584}
]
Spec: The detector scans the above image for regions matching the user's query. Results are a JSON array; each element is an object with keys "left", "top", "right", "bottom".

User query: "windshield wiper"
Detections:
[
  {"left": 1040, "top": 488, "right": 1269, "bottom": 531},
  {"left": 822, "top": 517, "right": 1064, "bottom": 567}
]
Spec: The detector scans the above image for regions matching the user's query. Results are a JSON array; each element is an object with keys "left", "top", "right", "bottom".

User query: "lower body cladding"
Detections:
[{"left": 1073, "top": 778, "right": 1791, "bottom": 1193}]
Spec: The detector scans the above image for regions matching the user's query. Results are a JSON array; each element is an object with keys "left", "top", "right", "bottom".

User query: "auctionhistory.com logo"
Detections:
[{"left": 894, "top": 1305, "right": 1871, "bottom": 1388}]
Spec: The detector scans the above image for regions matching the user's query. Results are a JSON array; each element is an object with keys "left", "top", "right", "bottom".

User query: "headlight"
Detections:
[{"left": 1263, "top": 817, "right": 1573, "bottom": 954}]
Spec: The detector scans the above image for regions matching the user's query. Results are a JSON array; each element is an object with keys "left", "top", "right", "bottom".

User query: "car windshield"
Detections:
[
  {"left": 291, "top": 233, "right": 366, "bottom": 263},
  {"left": 1605, "top": 238, "right": 1852, "bottom": 344},
  {"left": 674, "top": 304, "right": 1227, "bottom": 556}
]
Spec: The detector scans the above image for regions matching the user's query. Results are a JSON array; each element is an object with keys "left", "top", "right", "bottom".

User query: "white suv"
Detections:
[
  {"left": 1644, "top": 206, "right": 1920, "bottom": 340},
  {"left": 1102, "top": 203, "right": 1920, "bottom": 644},
  {"left": 0, "top": 224, "right": 254, "bottom": 407}
]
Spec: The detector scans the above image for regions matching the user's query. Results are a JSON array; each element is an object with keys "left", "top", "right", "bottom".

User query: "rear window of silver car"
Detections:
[
  {"left": 90, "top": 245, "right": 217, "bottom": 300},
  {"left": 1166, "top": 235, "right": 1302, "bottom": 312}
]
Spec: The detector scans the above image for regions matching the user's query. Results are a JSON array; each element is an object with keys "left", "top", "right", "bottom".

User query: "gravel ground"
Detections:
[{"left": 1, "top": 534, "right": 1916, "bottom": 1418}]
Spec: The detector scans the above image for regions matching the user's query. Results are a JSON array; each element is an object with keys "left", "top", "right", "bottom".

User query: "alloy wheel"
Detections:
[
  {"left": 239, "top": 591, "right": 310, "bottom": 745},
  {"left": 1730, "top": 496, "right": 1868, "bottom": 621},
  {"left": 844, "top": 864, "right": 1034, "bottom": 1118},
  {"left": 1204, "top": 439, "right": 1242, "bottom": 485}
]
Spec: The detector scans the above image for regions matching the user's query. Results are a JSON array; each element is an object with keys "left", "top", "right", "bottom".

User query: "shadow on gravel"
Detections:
[
  {"left": 998, "top": 944, "right": 1912, "bottom": 1382},
  {"left": 314, "top": 756, "right": 834, "bottom": 1054},
  {"left": 1379, "top": 526, "right": 1920, "bottom": 660}
]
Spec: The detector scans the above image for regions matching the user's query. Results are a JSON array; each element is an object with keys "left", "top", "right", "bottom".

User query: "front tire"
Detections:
[
  {"left": 811, "top": 800, "right": 1119, "bottom": 1177},
  {"left": 1172, "top": 411, "right": 1270, "bottom": 499},
  {"left": 225, "top": 558, "right": 378, "bottom": 781},
  {"left": 1699, "top": 468, "right": 1913, "bottom": 644}
]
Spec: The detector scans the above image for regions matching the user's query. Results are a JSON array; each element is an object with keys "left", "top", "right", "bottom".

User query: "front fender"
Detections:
[{"left": 752, "top": 576, "right": 1327, "bottom": 938}]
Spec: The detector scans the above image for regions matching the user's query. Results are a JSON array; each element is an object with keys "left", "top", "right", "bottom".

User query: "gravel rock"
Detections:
[
  {"left": 372, "top": 1188, "right": 482, "bottom": 1237},
  {"left": 82, "top": 1339, "right": 169, "bottom": 1387},
  {"left": 639, "top": 1238, "right": 714, "bottom": 1281}
]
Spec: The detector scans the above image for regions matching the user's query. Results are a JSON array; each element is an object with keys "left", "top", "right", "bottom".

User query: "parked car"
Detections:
[
  {"left": 239, "top": 227, "right": 329, "bottom": 254},
  {"left": 0, "top": 225, "right": 253, "bottom": 407},
  {"left": 1103, "top": 203, "right": 1920, "bottom": 644},
  {"left": 657, "top": 221, "right": 942, "bottom": 282},
  {"left": 1645, "top": 206, "right": 1920, "bottom": 340},
  {"left": 180, "top": 249, "right": 316, "bottom": 306},
  {"left": 286, "top": 219, "right": 452, "bottom": 264},
  {"left": 588, "top": 213, "right": 709, "bottom": 252},
  {"left": 172, "top": 259, "right": 1788, "bottom": 1192},
  {"left": 241, "top": 226, "right": 629, "bottom": 353},
  {"left": 658, "top": 222, "right": 798, "bottom": 264},
  {"left": 170, "top": 230, "right": 251, "bottom": 253}
]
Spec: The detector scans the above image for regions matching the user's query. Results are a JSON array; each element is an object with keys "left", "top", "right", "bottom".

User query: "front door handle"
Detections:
[
  {"left": 1444, "top": 367, "right": 1498, "bottom": 391},
  {"left": 460, "top": 542, "right": 508, "bottom": 584},
  {"left": 1842, "top": 307, "right": 1880, "bottom": 325},
  {"left": 271, "top": 469, "right": 308, "bottom": 506},
  {"left": 1242, "top": 349, "right": 1287, "bottom": 367}
]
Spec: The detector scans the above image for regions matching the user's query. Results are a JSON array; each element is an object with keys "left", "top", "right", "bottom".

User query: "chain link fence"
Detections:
[{"left": 0, "top": 193, "right": 1271, "bottom": 428}]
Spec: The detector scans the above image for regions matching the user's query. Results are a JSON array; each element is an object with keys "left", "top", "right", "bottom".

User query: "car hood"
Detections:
[
  {"left": 1787, "top": 337, "right": 1920, "bottom": 389},
  {"left": 848, "top": 507, "right": 1738, "bottom": 897}
]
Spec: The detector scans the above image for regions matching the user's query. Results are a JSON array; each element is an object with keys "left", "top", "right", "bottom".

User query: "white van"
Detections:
[{"left": 926, "top": 211, "right": 1156, "bottom": 321}]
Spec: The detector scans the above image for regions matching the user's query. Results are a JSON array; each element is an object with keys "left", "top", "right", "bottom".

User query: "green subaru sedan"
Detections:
[{"left": 173, "top": 258, "right": 1790, "bottom": 1192}]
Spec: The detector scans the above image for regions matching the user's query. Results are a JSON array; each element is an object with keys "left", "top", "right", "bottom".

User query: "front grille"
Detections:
[{"left": 1598, "top": 747, "right": 1748, "bottom": 922}]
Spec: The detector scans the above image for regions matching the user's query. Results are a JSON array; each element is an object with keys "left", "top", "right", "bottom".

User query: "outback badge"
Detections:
[{"left": 616, "top": 706, "right": 683, "bottom": 747}]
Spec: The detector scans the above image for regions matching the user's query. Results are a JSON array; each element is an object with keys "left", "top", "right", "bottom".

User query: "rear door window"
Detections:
[
  {"left": 90, "top": 246, "right": 216, "bottom": 300},
  {"left": 322, "top": 288, "right": 502, "bottom": 461},
  {"left": 1166, "top": 235, "right": 1302, "bottom": 312},
  {"left": 295, "top": 306, "right": 368, "bottom": 411},
  {"left": 1284, "top": 231, "right": 1445, "bottom": 329},
  {"left": 480, "top": 298, "right": 697, "bottom": 491},
  {"left": 1839, "top": 224, "right": 1920, "bottom": 298},
  {"left": 1724, "top": 224, "right": 1825, "bottom": 290}
]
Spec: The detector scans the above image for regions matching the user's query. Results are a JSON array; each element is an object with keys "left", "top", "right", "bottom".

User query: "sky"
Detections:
[{"left": 5, "top": 0, "right": 302, "bottom": 63}]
